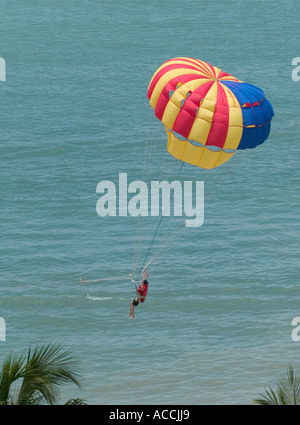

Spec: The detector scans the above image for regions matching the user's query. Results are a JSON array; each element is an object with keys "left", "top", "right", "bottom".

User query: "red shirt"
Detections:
[{"left": 137, "top": 284, "right": 148, "bottom": 302}]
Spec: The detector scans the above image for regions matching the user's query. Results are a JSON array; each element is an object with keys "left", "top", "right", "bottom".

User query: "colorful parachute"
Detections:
[{"left": 147, "top": 57, "right": 274, "bottom": 169}]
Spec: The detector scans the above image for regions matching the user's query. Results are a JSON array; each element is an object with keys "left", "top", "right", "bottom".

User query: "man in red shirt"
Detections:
[{"left": 128, "top": 268, "right": 149, "bottom": 319}]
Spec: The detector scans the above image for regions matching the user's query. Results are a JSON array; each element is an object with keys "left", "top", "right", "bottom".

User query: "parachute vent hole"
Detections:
[
  {"left": 188, "top": 139, "right": 205, "bottom": 148},
  {"left": 172, "top": 131, "right": 186, "bottom": 142}
]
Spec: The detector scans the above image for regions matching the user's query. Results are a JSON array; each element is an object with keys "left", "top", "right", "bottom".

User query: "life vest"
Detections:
[{"left": 137, "top": 283, "right": 148, "bottom": 302}]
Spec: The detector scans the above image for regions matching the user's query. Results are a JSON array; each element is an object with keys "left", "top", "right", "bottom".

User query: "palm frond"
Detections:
[
  {"left": 64, "top": 398, "right": 87, "bottom": 405},
  {"left": 254, "top": 365, "right": 300, "bottom": 405},
  {"left": 16, "top": 343, "right": 82, "bottom": 405},
  {"left": 0, "top": 352, "right": 26, "bottom": 404}
]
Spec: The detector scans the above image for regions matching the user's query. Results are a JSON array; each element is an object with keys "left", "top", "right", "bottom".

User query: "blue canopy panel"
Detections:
[{"left": 221, "top": 81, "right": 274, "bottom": 150}]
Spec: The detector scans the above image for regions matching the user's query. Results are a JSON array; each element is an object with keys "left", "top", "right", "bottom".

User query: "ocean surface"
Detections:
[{"left": 1, "top": 0, "right": 300, "bottom": 405}]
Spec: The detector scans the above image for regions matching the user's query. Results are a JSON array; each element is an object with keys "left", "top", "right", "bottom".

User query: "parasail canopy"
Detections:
[{"left": 147, "top": 57, "right": 274, "bottom": 169}]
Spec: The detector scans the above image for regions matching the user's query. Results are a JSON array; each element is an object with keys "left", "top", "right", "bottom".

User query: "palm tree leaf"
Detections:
[
  {"left": 64, "top": 398, "right": 87, "bottom": 405},
  {"left": 16, "top": 343, "right": 82, "bottom": 405},
  {"left": 254, "top": 366, "right": 300, "bottom": 405},
  {"left": 0, "top": 353, "right": 26, "bottom": 404}
]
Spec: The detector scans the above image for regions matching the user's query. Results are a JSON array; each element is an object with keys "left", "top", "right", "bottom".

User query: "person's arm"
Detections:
[{"left": 142, "top": 268, "right": 146, "bottom": 281}]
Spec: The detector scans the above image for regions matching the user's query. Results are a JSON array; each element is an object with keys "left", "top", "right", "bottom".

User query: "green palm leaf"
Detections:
[
  {"left": 254, "top": 365, "right": 300, "bottom": 405},
  {"left": 0, "top": 343, "right": 86, "bottom": 405}
]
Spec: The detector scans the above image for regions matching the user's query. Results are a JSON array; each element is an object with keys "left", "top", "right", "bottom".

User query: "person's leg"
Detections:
[
  {"left": 130, "top": 304, "right": 135, "bottom": 319},
  {"left": 128, "top": 301, "right": 134, "bottom": 318},
  {"left": 128, "top": 299, "right": 138, "bottom": 318}
]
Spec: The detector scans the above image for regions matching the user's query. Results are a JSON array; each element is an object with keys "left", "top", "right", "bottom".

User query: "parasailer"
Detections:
[
  {"left": 128, "top": 268, "right": 149, "bottom": 319},
  {"left": 128, "top": 58, "right": 275, "bottom": 314},
  {"left": 147, "top": 57, "right": 274, "bottom": 169},
  {"left": 128, "top": 57, "right": 276, "bottom": 295}
]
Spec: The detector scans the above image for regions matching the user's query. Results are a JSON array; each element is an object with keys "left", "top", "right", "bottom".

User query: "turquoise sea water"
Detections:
[{"left": 1, "top": 0, "right": 300, "bottom": 405}]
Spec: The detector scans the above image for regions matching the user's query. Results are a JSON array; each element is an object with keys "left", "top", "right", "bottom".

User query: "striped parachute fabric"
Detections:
[{"left": 147, "top": 57, "right": 274, "bottom": 169}]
